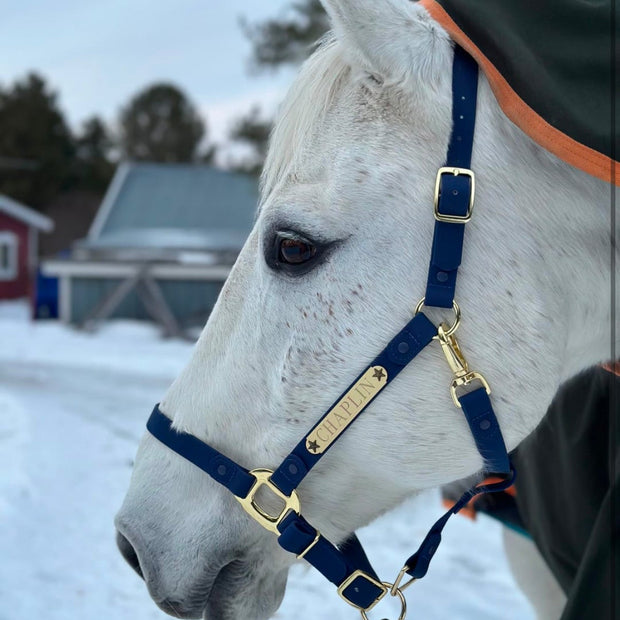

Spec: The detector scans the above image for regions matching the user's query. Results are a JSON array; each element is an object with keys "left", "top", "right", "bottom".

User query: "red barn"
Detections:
[{"left": 0, "top": 194, "right": 53, "bottom": 300}]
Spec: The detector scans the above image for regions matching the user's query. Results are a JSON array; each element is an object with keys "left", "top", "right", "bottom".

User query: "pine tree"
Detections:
[
  {"left": 227, "top": 107, "right": 272, "bottom": 176},
  {"left": 119, "top": 83, "right": 206, "bottom": 163},
  {"left": 0, "top": 73, "right": 75, "bottom": 209},
  {"left": 241, "top": 0, "right": 329, "bottom": 71},
  {"left": 229, "top": 1, "right": 329, "bottom": 175},
  {"left": 73, "top": 116, "right": 115, "bottom": 192}
]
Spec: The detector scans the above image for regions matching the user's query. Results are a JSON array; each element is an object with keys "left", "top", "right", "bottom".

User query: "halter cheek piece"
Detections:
[{"left": 146, "top": 46, "right": 515, "bottom": 619}]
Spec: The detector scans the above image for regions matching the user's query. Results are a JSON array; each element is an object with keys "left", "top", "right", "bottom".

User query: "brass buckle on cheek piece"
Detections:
[
  {"left": 434, "top": 167, "right": 475, "bottom": 223},
  {"left": 235, "top": 468, "right": 301, "bottom": 534}
]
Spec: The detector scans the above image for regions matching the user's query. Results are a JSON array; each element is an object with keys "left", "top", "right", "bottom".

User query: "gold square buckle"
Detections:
[
  {"left": 235, "top": 469, "right": 301, "bottom": 534},
  {"left": 337, "top": 570, "right": 388, "bottom": 611},
  {"left": 434, "top": 167, "right": 475, "bottom": 223}
]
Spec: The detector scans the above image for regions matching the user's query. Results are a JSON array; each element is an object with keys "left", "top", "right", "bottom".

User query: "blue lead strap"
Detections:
[
  {"left": 425, "top": 46, "right": 478, "bottom": 308},
  {"left": 405, "top": 465, "right": 516, "bottom": 580}
]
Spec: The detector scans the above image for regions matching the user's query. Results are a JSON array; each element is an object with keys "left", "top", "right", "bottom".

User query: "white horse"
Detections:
[{"left": 115, "top": 1, "right": 613, "bottom": 618}]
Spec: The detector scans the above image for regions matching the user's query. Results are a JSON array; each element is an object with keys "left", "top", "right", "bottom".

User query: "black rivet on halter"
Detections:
[{"left": 479, "top": 419, "right": 491, "bottom": 430}]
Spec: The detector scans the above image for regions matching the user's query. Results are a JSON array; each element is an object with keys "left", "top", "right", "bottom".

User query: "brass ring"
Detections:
[
  {"left": 414, "top": 297, "right": 461, "bottom": 337},
  {"left": 360, "top": 582, "right": 407, "bottom": 620}
]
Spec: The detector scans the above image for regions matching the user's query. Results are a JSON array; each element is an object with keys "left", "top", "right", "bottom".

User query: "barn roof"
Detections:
[
  {"left": 85, "top": 162, "right": 258, "bottom": 252},
  {"left": 0, "top": 194, "right": 54, "bottom": 232}
]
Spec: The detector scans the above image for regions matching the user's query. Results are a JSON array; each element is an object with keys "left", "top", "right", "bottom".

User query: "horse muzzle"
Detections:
[
  {"left": 115, "top": 524, "right": 211, "bottom": 618},
  {"left": 115, "top": 516, "right": 286, "bottom": 620}
]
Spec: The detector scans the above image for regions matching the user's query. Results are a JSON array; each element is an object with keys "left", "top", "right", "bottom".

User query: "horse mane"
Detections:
[{"left": 261, "top": 35, "right": 350, "bottom": 199}]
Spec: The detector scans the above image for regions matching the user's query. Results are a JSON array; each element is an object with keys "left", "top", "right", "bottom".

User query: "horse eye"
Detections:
[{"left": 277, "top": 235, "right": 317, "bottom": 265}]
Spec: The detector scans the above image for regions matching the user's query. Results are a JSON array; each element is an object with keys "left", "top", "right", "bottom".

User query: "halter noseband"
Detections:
[{"left": 146, "top": 46, "right": 515, "bottom": 619}]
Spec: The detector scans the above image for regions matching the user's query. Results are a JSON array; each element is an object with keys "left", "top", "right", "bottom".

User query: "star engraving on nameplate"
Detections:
[
  {"left": 372, "top": 367, "right": 386, "bottom": 381},
  {"left": 307, "top": 440, "right": 320, "bottom": 453}
]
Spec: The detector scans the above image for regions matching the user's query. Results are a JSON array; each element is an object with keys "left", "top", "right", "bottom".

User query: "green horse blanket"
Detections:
[{"left": 420, "top": 0, "right": 618, "bottom": 185}]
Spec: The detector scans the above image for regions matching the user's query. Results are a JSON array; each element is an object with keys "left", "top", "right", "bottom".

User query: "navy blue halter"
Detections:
[{"left": 146, "top": 46, "right": 514, "bottom": 617}]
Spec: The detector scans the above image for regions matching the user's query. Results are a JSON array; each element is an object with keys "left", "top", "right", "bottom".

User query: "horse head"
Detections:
[{"left": 115, "top": 1, "right": 609, "bottom": 618}]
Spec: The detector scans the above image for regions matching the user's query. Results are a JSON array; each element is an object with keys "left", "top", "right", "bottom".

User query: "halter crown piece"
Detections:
[{"left": 146, "top": 46, "right": 515, "bottom": 620}]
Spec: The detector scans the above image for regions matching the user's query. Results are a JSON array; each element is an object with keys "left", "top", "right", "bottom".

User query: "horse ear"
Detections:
[{"left": 319, "top": 0, "right": 450, "bottom": 87}]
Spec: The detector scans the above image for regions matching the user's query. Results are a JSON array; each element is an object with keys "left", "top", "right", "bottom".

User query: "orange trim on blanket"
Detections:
[
  {"left": 419, "top": 0, "right": 618, "bottom": 186},
  {"left": 479, "top": 476, "right": 516, "bottom": 498},
  {"left": 601, "top": 361, "right": 620, "bottom": 377},
  {"left": 443, "top": 497, "right": 477, "bottom": 520},
  {"left": 443, "top": 476, "right": 516, "bottom": 520}
]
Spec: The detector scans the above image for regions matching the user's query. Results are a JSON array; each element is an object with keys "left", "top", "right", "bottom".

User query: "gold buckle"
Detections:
[
  {"left": 434, "top": 167, "right": 475, "bottom": 223},
  {"left": 235, "top": 469, "right": 301, "bottom": 534},
  {"left": 436, "top": 324, "right": 491, "bottom": 407},
  {"left": 338, "top": 570, "right": 388, "bottom": 611},
  {"left": 296, "top": 530, "right": 321, "bottom": 559}
]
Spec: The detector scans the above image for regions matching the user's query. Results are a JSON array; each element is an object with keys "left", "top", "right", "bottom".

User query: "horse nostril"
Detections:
[{"left": 116, "top": 530, "right": 144, "bottom": 579}]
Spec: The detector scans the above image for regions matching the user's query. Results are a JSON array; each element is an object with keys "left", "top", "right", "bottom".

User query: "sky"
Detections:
[{"left": 0, "top": 1, "right": 297, "bottom": 151}]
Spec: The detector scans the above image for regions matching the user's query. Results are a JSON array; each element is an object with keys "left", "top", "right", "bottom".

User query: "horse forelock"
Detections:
[{"left": 261, "top": 35, "right": 351, "bottom": 199}]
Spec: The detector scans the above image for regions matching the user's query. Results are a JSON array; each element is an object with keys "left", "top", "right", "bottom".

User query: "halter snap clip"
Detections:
[
  {"left": 437, "top": 324, "right": 491, "bottom": 407},
  {"left": 391, "top": 565, "right": 417, "bottom": 595}
]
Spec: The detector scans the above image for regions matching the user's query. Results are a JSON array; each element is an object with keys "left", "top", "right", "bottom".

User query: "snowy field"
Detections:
[{"left": 0, "top": 301, "right": 533, "bottom": 620}]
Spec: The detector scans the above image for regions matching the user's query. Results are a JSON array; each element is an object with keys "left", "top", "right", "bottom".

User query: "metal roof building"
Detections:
[{"left": 42, "top": 162, "right": 258, "bottom": 335}]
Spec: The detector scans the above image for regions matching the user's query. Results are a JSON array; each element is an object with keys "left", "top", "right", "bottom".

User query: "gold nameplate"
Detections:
[{"left": 305, "top": 366, "right": 388, "bottom": 455}]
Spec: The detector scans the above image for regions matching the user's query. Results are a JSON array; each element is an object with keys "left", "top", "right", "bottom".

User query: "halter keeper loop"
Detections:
[{"left": 296, "top": 530, "right": 321, "bottom": 560}]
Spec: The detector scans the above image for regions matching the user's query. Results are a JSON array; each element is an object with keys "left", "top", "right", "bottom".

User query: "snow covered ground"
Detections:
[{"left": 0, "top": 301, "right": 534, "bottom": 620}]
